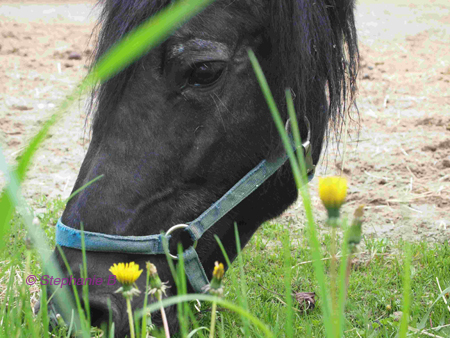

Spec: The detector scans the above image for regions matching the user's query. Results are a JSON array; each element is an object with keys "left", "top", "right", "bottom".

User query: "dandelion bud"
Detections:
[
  {"left": 146, "top": 262, "right": 163, "bottom": 291},
  {"left": 56, "top": 314, "right": 67, "bottom": 328},
  {"left": 146, "top": 262, "right": 158, "bottom": 277},
  {"left": 213, "top": 261, "right": 224, "bottom": 280},
  {"left": 204, "top": 261, "right": 224, "bottom": 296},
  {"left": 146, "top": 262, "right": 169, "bottom": 298},
  {"left": 348, "top": 205, "right": 364, "bottom": 247}
]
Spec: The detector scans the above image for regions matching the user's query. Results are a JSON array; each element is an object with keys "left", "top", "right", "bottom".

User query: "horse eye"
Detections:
[{"left": 188, "top": 62, "right": 225, "bottom": 87}]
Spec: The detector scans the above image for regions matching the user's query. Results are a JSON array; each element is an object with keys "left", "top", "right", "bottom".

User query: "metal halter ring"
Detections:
[
  {"left": 165, "top": 224, "right": 198, "bottom": 260},
  {"left": 285, "top": 116, "right": 312, "bottom": 144},
  {"left": 284, "top": 116, "right": 315, "bottom": 175}
]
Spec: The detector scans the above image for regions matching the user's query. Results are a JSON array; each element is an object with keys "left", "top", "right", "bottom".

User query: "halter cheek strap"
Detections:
[{"left": 55, "top": 126, "right": 315, "bottom": 294}]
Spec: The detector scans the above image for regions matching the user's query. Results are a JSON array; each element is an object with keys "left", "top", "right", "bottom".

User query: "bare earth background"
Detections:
[{"left": 0, "top": 0, "right": 449, "bottom": 243}]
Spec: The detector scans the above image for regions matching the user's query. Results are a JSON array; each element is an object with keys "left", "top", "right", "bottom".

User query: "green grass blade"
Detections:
[
  {"left": 56, "top": 245, "right": 90, "bottom": 337},
  {"left": 287, "top": 91, "right": 335, "bottom": 336},
  {"left": 248, "top": 49, "right": 333, "bottom": 337},
  {"left": 79, "top": 222, "right": 91, "bottom": 327},
  {"left": 66, "top": 310, "right": 76, "bottom": 338},
  {"left": 0, "top": 92, "right": 81, "bottom": 247},
  {"left": 285, "top": 89, "right": 308, "bottom": 182},
  {"left": 282, "top": 231, "right": 293, "bottom": 338},
  {"left": 107, "top": 298, "right": 114, "bottom": 337},
  {"left": 161, "top": 232, "right": 180, "bottom": 286},
  {"left": 234, "top": 223, "right": 250, "bottom": 336},
  {"left": 40, "top": 283, "right": 50, "bottom": 338},
  {"left": 15, "top": 114, "right": 59, "bottom": 182},
  {"left": 214, "top": 235, "right": 246, "bottom": 330},
  {"left": 247, "top": 50, "right": 303, "bottom": 188},
  {"left": 0, "top": 0, "right": 216, "bottom": 246},
  {"left": 89, "top": 0, "right": 214, "bottom": 84},
  {"left": 305, "top": 224, "right": 333, "bottom": 338},
  {"left": 0, "top": 0, "right": 220, "bottom": 336},
  {"left": 399, "top": 243, "right": 412, "bottom": 338},
  {"left": 1, "top": 266, "right": 15, "bottom": 329},
  {"left": 214, "top": 235, "right": 232, "bottom": 269},
  {"left": 0, "top": 145, "right": 22, "bottom": 245},
  {"left": 0, "top": 147, "right": 82, "bottom": 332},
  {"left": 186, "top": 326, "right": 209, "bottom": 337},
  {"left": 64, "top": 175, "right": 104, "bottom": 204},
  {"left": 138, "top": 293, "right": 274, "bottom": 338},
  {"left": 337, "top": 221, "right": 351, "bottom": 337},
  {"left": 141, "top": 266, "right": 150, "bottom": 338},
  {"left": 417, "top": 285, "right": 450, "bottom": 330},
  {"left": 177, "top": 244, "right": 189, "bottom": 337}
]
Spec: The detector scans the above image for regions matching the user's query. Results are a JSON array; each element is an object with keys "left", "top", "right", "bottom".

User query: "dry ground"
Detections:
[{"left": 0, "top": 0, "right": 449, "bottom": 243}]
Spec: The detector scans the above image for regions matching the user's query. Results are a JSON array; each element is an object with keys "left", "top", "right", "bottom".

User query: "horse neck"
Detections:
[{"left": 199, "top": 163, "right": 298, "bottom": 273}]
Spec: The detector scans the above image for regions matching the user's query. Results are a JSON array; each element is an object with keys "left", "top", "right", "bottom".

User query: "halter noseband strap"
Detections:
[{"left": 56, "top": 121, "right": 315, "bottom": 294}]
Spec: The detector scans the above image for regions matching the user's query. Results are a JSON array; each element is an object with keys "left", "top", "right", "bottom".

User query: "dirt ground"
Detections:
[{"left": 0, "top": 0, "right": 449, "bottom": 243}]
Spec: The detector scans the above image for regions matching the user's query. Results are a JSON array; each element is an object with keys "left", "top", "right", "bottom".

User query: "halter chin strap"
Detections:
[{"left": 56, "top": 122, "right": 315, "bottom": 295}]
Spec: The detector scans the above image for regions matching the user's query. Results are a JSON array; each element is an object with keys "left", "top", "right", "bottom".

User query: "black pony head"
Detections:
[{"left": 45, "top": 0, "right": 358, "bottom": 335}]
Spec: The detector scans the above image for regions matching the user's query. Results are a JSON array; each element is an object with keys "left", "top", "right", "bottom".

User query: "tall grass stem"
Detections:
[
  {"left": 234, "top": 223, "right": 250, "bottom": 335},
  {"left": 158, "top": 293, "right": 170, "bottom": 338},
  {"left": 141, "top": 268, "right": 151, "bottom": 338},
  {"left": 248, "top": 48, "right": 333, "bottom": 337},
  {"left": 399, "top": 243, "right": 412, "bottom": 338},
  {"left": 126, "top": 297, "right": 136, "bottom": 338},
  {"left": 209, "top": 301, "right": 218, "bottom": 338},
  {"left": 282, "top": 232, "right": 294, "bottom": 338}
]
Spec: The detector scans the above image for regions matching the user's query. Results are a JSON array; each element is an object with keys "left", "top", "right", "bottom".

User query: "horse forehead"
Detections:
[
  {"left": 170, "top": 0, "right": 263, "bottom": 43},
  {"left": 168, "top": 38, "right": 230, "bottom": 60}
]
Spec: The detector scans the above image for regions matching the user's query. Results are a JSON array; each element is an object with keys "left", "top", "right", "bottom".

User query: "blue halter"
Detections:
[{"left": 56, "top": 127, "right": 315, "bottom": 294}]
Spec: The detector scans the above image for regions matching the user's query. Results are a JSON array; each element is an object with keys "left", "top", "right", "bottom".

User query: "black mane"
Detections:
[{"left": 269, "top": 0, "right": 359, "bottom": 159}]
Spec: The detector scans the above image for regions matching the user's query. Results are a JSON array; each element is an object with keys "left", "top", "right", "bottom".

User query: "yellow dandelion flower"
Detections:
[
  {"left": 109, "top": 262, "right": 143, "bottom": 286},
  {"left": 213, "top": 261, "right": 224, "bottom": 280},
  {"left": 318, "top": 176, "right": 347, "bottom": 219}
]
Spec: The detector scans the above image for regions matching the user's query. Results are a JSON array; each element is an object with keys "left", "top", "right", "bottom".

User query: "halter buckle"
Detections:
[{"left": 165, "top": 224, "right": 198, "bottom": 260}]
